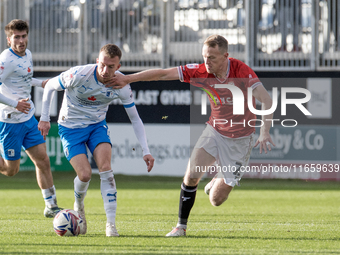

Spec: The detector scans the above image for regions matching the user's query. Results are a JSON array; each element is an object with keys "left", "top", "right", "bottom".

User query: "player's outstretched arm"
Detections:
[
  {"left": 107, "top": 67, "right": 179, "bottom": 89},
  {"left": 41, "top": 79, "right": 50, "bottom": 88},
  {"left": 252, "top": 84, "right": 275, "bottom": 154},
  {"left": 124, "top": 105, "right": 154, "bottom": 172},
  {"left": 38, "top": 77, "right": 63, "bottom": 140},
  {"left": 31, "top": 78, "right": 50, "bottom": 88}
]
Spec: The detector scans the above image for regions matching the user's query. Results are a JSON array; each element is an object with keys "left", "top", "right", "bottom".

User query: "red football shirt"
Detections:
[{"left": 178, "top": 58, "right": 262, "bottom": 138}]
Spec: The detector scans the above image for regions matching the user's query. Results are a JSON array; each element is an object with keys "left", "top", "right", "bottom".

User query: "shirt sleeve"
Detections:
[
  {"left": 31, "top": 78, "right": 43, "bottom": 87},
  {"left": 119, "top": 84, "right": 135, "bottom": 108},
  {"left": 238, "top": 63, "right": 262, "bottom": 90},
  {"left": 124, "top": 105, "right": 150, "bottom": 156},
  {"left": 0, "top": 93, "right": 17, "bottom": 108},
  {"left": 178, "top": 63, "right": 202, "bottom": 84},
  {"left": 119, "top": 84, "right": 150, "bottom": 156},
  {"left": 40, "top": 77, "right": 63, "bottom": 122},
  {"left": 0, "top": 57, "right": 15, "bottom": 86},
  {"left": 58, "top": 66, "right": 79, "bottom": 89},
  {"left": 0, "top": 55, "right": 18, "bottom": 107}
]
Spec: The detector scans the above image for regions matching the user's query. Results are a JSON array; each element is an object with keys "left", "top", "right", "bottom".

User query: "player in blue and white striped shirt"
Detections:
[{"left": 0, "top": 19, "right": 62, "bottom": 217}]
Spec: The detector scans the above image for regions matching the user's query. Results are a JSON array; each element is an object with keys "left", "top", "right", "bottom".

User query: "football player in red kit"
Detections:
[{"left": 110, "top": 34, "right": 274, "bottom": 236}]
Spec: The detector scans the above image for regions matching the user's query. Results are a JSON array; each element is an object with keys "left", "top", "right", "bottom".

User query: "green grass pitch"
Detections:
[{"left": 0, "top": 171, "right": 339, "bottom": 254}]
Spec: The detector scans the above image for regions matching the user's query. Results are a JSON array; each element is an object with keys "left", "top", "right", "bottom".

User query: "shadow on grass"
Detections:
[{"left": 0, "top": 171, "right": 339, "bottom": 191}]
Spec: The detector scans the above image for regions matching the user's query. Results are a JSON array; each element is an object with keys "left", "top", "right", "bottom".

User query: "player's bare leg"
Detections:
[
  {"left": 93, "top": 143, "right": 119, "bottom": 237},
  {"left": 166, "top": 147, "right": 215, "bottom": 237},
  {"left": 0, "top": 158, "right": 20, "bottom": 176},
  {"left": 208, "top": 178, "right": 233, "bottom": 206},
  {"left": 26, "top": 143, "right": 61, "bottom": 217},
  {"left": 26, "top": 143, "right": 53, "bottom": 189},
  {"left": 70, "top": 153, "right": 92, "bottom": 234}
]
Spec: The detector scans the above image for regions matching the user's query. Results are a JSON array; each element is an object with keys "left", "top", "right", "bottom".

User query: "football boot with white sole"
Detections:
[
  {"left": 44, "top": 206, "right": 62, "bottom": 218},
  {"left": 165, "top": 227, "right": 186, "bottom": 237},
  {"left": 106, "top": 223, "right": 119, "bottom": 237},
  {"left": 74, "top": 202, "right": 87, "bottom": 234}
]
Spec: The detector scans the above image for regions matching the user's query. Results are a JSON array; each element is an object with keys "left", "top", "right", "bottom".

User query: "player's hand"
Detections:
[
  {"left": 105, "top": 72, "right": 129, "bottom": 89},
  {"left": 254, "top": 133, "right": 275, "bottom": 154},
  {"left": 38, "top": 121, "right": 51, "bottom": 140},
  {"left": 16, "top": 98, "right": 31, "bottom": 114},
  {"left": 143, "top": 154, "right": 155, "bottom": 172},
  {"left": 41, "top": 79, "right": 50, "bottom": 89}
]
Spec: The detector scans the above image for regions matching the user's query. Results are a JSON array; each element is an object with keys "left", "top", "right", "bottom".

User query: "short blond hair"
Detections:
[
  {"left": 204, "top": 35, "right": 228, "bottom": 53},
  {"left": 100, "top": 44, "right": 122, "bottom": 60}
]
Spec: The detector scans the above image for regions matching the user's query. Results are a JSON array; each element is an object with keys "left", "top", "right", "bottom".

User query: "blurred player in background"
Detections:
[
  {"left": 0, "top": 19, "right": 62, "bottom": 218},
  {"left": 38, "top": 44, "right": 154, "bottom": 237},
  {"left": 109, "top": 34, "right": 274, "bottom": 236}
]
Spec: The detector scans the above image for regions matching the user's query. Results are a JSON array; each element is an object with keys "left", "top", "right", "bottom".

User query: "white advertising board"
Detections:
[{"left": 106, "top": 124, "right": 193, "bottom": 176}]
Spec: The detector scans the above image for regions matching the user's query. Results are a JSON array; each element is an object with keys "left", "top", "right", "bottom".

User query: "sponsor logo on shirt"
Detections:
[
  {"left": 0, "top": 65, "right": 4, "bottom": 75},
  {"left": 27, "top": 67, "right": 31, "bottom": 73},
  {"left": 64, "top": 73, "right": 73, "bottom": 82},
  {"left": 186, "top": 64, "right": 199, "bottom": 69},
  {"left": 88, "top": 96, "right": 96, "bottom": 101}
]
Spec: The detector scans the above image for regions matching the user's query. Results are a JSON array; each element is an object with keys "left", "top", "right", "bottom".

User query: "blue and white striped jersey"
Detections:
[{"left": 57, "top": 64, "right": 134, "bottom": 128}]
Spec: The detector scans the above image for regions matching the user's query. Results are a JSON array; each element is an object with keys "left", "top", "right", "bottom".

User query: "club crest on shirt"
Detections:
[
  {"left": 27, "top": 67, "right": 31, "bottom": 73},
  {"left": 0, "top": 65, "right": 4, "bottom": 75},
  {"left": 106, "top": 91, "right": 119, "bottom": 98}
]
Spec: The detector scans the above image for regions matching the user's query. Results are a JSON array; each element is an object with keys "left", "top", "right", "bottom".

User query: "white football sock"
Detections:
[
  {"left": 41, "top": 185, "right": 57, "bottom": 208},
  {"left": 99, "top": 170, "right": 117, "bottom": 224},
  {"left": 74, "top": 176, "right": 90, "bottom": 209}
]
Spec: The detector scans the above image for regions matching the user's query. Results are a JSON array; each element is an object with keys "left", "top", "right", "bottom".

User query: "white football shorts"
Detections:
[{"left": 194, "top": 124, "right": 254, "bottom": 187}]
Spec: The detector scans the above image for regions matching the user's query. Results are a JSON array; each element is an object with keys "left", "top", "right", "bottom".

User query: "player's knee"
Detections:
[
  {"left": 98, "top": 163, "right": 111, "bottom": 173},
  {"left": 33, "top": 154, "right": 50, "bottom": 169},
  {"left": 77, "top": 172, "right": 92, "bottom": 182},
  {"left": 210, "top": 199, "right": 224, "bottom": 207},
  {"left": 210, "top": 195, "right": 228, "bottom": 207},
  {"left": 1, "top": 166, "right": 20, "bottom": 177}
]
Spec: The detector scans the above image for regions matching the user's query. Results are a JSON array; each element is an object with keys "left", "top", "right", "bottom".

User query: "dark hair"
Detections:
[
  {"left": 100, "top": 44, "right": 122, "bottom": 60},
  {"left": 204, "top": 35, "right": 228, "bottom": 53},
  {"left": 5, "top": 19, "right": 29, "bottom": 38}
]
